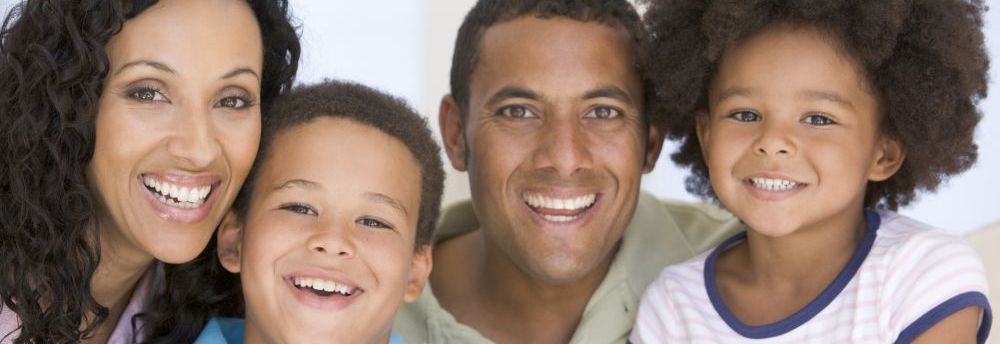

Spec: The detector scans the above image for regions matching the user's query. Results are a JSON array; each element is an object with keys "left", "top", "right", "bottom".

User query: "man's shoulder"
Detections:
[
  {"left": 630, "top": 192, "right": 742, "bottom": 254},
  {"left": 394, "top": 286, "right": 493, "bottom": 344}
]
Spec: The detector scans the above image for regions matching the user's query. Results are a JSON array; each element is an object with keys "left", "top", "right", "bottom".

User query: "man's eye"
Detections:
[
  {"left": 280, "top": 203, "right": 317, "bottom": 216},
  {"left": 585, "top": 106, "right": 621, "bottom": 119},
  {"left": 497, "top": 105, "right": 535, "bottom": 119},
  {"left": 217, "top": 96, "right": 252, "bottom": 109},
  {"left": 357, "top": 217, "right": 393, "bottom": 230},
  {"left": 127, "top": 87, "right": 167, "bottom": 103},
  {"left": 803, "top": 114, "right": 835, "bottom": 126},
  {"left": 729, "top": 111, "right": 761, "bottom": 122}
]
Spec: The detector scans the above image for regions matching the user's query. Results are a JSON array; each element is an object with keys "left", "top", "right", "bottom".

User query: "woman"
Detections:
[{"left": 0, "top": 0, "right": 299, "bottom": 342}]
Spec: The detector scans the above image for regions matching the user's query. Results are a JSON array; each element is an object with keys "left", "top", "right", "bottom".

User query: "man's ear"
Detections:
[
  {"left": 403, "top": 245, "right": 433, "bottom": 303},
  {"left": 216, "top": 210, "right": 244, "bottom": 273},
  {"left": 868, "top": 134, "right": 906, "bottom": 182},
  {"left": 439, "top": 95, "right": 469, "bottom": 172},
  {"left": 642, "top": 122, "right": 666, "bottom": 174}
]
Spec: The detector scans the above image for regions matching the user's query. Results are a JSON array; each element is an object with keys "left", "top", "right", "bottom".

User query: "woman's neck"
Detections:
[{"left": 82, "top": 222, "right": 155, "bottom": 343}]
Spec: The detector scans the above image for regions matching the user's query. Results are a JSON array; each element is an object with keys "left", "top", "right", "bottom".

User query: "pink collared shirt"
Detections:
[{"left": 1, "top": 264, "right": 156, "bottom": 344}]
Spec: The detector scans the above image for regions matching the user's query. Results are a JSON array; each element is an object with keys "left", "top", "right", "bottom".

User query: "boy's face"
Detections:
[
  {"left": 698, "top": 24, "right": 904, "bottom": 237},
  {"left": 218, "top": 117, "right": 431, "bottom": 344}
]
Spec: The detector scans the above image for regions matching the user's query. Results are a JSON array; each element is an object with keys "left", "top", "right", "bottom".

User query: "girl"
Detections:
[{"left": 633, "top": 0, "right": 991, "bottom": 342}]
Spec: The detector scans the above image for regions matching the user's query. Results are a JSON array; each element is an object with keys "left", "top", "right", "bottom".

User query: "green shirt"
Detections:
[{"left": 393, "top": 191, "right": 741, "bottom": 344}]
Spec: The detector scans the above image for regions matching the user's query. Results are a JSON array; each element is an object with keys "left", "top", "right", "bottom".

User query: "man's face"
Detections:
[{"left": 440, "top": 16, "right": 663, "bottom": 284}]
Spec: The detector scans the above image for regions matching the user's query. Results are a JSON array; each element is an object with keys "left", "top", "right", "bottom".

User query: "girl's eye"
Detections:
[
  {"left": 803, "top": 114, "right": 835, "bottom": 126},
  {"left": 497, "top": 105, "right": 536, "bottom": 119},
  {"left": 280, "top": 203, "right": 317, "bottom": 216},
  {"left": 217, "top": 95, "right": 254, "bottom": 109},
  {"left": 127, "top": 86, "right": 168, "bottom": 103},
  {"left": 357, "top": 217, "right": 393, "bottom": 230},
  {"left": 584, "top": 106, "right": 621, "bottom": 119},
  {"left": 729, "top": 110, "right": 761, "bottom": 122}
]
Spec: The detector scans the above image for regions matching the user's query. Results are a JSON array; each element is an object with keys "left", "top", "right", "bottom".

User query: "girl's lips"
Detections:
[{"left": 742, "top": 178, "right": 806, "bottom": 202}]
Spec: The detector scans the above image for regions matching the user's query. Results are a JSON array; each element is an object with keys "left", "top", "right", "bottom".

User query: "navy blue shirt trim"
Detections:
[
  {"left": 895, "top": 291, "right": 992, "bottom": 344},
  {"left": 704, "top": 209, "right": 881, "bottom": 338}
]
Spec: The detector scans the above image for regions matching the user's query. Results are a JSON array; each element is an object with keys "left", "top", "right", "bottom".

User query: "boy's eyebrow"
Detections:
[
  {"left": 273, "top": 179, "right": 320, "bottom": 191},
  {"left": 365, "top": 192, "right": 409, "bottom": 217},
  {"left": 797, "top": 89, "right": 856, "bottom": 111}
]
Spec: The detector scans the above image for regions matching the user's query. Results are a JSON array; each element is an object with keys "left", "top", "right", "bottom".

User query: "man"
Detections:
[{"left": 394, "top": 1, "right": 740, "bottom": 343}]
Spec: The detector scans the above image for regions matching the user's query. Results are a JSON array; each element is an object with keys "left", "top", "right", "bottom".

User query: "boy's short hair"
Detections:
[
  {"left": 642, "top": 0, "right": 988, "bottom": 209},
  {"left": 233, "top": 80, "right": 445, "bottom": 248},
  {"left": 451, "top": 0, "right": 648, "bottom": 118}
]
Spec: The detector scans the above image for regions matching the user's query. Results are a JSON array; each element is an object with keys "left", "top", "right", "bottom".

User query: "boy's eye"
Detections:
[
  {"left": 497, "top": 105, "right": 536, "bottom": 119},
  {"left": 279, "top": 203, "right": 317, "bottom": 216},
  {"left": 127, "top": 86, "right": 168, "bottom": 103},
  {"left": 803, "top": 113, "right": 835, "bottom": 126},
  {"left": 729, "top": 110, "right": 761, "bottom": 122},
  {"left": 584, "top": 106, "right": 621, "bottom": 120},
  {"left": 356, "top": 217, "right": 393, "bottom": 230}
]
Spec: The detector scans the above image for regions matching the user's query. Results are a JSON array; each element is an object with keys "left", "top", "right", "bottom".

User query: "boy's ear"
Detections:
[
  {"left": 403, "top": 245, "right": 433, "bottom": 303},
  {"left": 868, "top": 134, "right": 906, "bottom": 182},
  {"left": 642, "top": 123, "right": 666, "bottom": 174},
  {"left": 216, "top": 210, "right": 244, "bottom": 273},
  {"left": 439, "top": 95, "right": 468, "bottom": 172}
]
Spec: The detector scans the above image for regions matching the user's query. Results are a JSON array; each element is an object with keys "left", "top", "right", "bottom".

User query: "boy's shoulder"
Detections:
[{"left": 194, "top": 317, "right": 245, "bottom": 344}]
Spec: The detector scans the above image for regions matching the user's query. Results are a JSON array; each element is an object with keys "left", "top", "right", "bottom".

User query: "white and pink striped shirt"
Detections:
[{"left": 631, "top": 210, "right": 992, "bottom": 343}]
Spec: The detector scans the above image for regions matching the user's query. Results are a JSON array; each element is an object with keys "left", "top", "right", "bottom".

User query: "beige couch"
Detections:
[{"left": 966, "top": 220, "right": 999, "bottom": 343}]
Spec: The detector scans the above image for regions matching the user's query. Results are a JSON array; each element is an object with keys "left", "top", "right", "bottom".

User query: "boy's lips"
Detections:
[{"left": 283, "top": 272, "right": 365, "bottom": 311}]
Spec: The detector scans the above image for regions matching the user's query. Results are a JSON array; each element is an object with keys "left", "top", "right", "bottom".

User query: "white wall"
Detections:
[{"left": 1, "top": 0, "right": 996, "bottom": 234}]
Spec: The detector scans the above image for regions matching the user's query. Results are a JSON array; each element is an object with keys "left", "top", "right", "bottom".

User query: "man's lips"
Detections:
[{"left": 522, "top": 192, "right": 599, "bottom": 223}]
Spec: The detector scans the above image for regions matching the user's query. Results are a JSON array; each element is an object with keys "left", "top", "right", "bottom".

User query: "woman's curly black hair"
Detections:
[
  {"left": 0, "top": 0, "right": 299, "bottom": 343},
  {"left": 641, "top": 0, "right": 988, "bottom": 209}
]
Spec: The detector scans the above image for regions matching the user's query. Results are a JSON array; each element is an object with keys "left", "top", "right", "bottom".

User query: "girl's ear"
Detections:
[
  {"left": 868, "top": 134, "right": 906, "bottom": 182},
  {"left": 695, "top": 110, "right": 711, "bottom": 158},
  {"left": 403, "top": 245, "right": 433, "bottom": 303},
  {"left": 216, "top": 210, "right": 244, "bottom": 273}
]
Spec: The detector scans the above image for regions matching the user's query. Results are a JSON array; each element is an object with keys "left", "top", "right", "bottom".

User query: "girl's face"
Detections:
[
  {"left": 698, "top": 24, "right": 903, "bottom": 237},
  {"left": 87, "top": 0, "right": 263, "bottom": 264},
  {"left": 219, "top": 118, "right": 431, "bottom": 344}
]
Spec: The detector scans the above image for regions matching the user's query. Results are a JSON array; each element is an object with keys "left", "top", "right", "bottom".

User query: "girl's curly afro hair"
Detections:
[{"left": 641, "top": 0, "right": 988, "bottom": 209}]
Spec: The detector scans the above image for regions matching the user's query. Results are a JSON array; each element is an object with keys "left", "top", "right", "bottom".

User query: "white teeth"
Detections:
[
  {"left": 523, "top": 193, "right": 597, "bottom": 210},
  {"left": 142, "top": 175, "right": 212, "bottom": 208},
  {"left": 750, "top": 177, "right": 799, "bottom": 191},
  {"left": 542, "top": 215, "right": 578, "bottom": 223},
  {"left": 292, "top": 277, "right": 354, "bottom": 296}
]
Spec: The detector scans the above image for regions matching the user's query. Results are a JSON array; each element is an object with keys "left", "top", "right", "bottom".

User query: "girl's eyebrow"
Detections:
[
  {"left": 797, "top": 89, "right": 855, "bottom": 111},
  {"left": 273, "top": 178, "right": 320, "bottom": 191},
  {"left": 365, "top": 192, "right": 409, "bottom": 217}
]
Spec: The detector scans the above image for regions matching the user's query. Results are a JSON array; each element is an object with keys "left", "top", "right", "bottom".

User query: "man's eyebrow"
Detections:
[
  {"left": 798, "top": 89, "right": 856, "bottom": 111},
  {"left": 583, "top": 85, "right": 634, "bottom": 104},
  {"left": 484, "top": 86, "right": 541, "bottom": 108},
  {"left": 365, "top": 192, "right": 409, "bottom": 217},
  {"left": 221, "top": 67, "right": 260, "bottom": 82},
  {"left": 114, "top": 59, "right": 176, "bottom": 76},
  {"left": 273, "top": 178, "right": 321, "bottom": 191}
]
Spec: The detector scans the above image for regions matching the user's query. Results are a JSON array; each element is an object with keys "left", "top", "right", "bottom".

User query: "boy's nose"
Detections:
[{"left": 306, "top": 225, "right": 356, "bottom": 258}]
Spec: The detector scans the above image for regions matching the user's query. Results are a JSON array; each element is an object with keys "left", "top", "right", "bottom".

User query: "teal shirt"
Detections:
[{"left": 195, "top": 317, "right": 408, "bottom": 344}]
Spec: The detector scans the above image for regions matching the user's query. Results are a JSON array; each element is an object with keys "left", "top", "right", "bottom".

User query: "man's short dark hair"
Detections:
[
  {"left": 450, "top": 0, "right": 648, "bottom": 118},
  {"left": 234, "top": 80, "right": 445, "bottom": 248}
]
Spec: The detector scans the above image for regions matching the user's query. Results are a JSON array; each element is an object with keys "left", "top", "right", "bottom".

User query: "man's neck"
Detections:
[{"left": 431, "top": 229, "right": 616, "bottom": 343}]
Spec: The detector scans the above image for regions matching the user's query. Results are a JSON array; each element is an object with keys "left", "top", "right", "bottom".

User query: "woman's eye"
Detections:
[
  {"left": 217, "top": 96, "right": 253, "bottom": 109},
  {"left": 729, "top": 110, "right": 761, "bottom": 122},
  {"left": 497, "top": 105, "right": 536, "bottom": 119},
  {"left": 127, "top": 87, "right": 167, "bottom": 103},
  {"left": 803, "top": 114, "right": 835, "bottom": 126},
  {"left": 585, "top": 106, "right": 621, "bottom": 119},
  {"left": 280, "top": 203, "right": 317, "bottom": 216},
  {"left": 357, "top": 217, "right": 393, "bottom": 230}
]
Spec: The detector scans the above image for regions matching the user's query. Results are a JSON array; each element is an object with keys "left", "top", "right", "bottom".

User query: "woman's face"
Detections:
[{"left": 87, "top": 0, "right": 264, "bottom": 264}]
